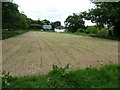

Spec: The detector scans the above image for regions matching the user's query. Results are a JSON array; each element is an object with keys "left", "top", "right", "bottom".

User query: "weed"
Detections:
[
  {"left": 2, "top": 64, "right": 119, "bottom": 88},
  {"left": 51, "top": 64, "right": 71, "bottom": 77},
  {"left": 2, "top": 71, "right": 16, "bottom": 87}
]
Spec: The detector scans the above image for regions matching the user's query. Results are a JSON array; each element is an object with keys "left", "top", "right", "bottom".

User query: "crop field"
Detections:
[{"left": 2, "top": 31, "right": 118, "bottom": 76}]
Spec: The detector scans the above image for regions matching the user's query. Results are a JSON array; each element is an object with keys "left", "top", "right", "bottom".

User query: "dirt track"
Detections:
[{"left": 2, "top": 31, "right": 118, "bottom": 76}]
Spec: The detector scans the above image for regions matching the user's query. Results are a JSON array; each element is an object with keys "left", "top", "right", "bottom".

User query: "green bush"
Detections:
[
  {"left": 86, "top": 26, "right": 98, "bottom": 34},
  {"left": 2, "top": 71, "right": 16, "bottom": 87},
  {"left": 76, "top": 28, "right": 85, "bottom": 33},
  {"left": 50, "top": 64, "right": 71, "bottom": 77},
  {"left": 97, "top": 28, "right": 108, "bottom": 36}
]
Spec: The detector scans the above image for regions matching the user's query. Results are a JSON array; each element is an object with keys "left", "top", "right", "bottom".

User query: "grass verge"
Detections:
[
  {"left": 2, "top": 64, "right": 119, "bottom": 88},
  {"left": 74, "top": 32, "right": 120, "bottom": 41},
  {"left": 2, "top": 30, "right": 28, "bottom": 40}
]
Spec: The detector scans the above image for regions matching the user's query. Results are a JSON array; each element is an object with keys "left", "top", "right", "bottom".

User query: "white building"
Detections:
[
  {"left": 54, "top": 26, "right": 66, "bottom": 32},
  {"left": 43, "top": 25, "right": 52, "bottom": 30}
]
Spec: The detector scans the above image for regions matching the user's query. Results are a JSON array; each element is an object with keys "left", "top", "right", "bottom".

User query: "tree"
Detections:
[
  {"left": 2, "top": 2, "right": 20, "bottom": 30},
  {"left": 64, "top": 13, "right": 85, "bottom": 33},
  {"left": 82, "top": 2, "right": 120, "bottom": 37},
  {"left": 2, "top": 2, "right": 30, "bottom": 30},
  {"left": 42, "top": 19, "right": 50, "bottom": 25},
  {"left": 17, "top": 13, "right": 30, "bottom": 29},
  {"left": 51, "top": 21, "right": 61, "bottom": 29}
]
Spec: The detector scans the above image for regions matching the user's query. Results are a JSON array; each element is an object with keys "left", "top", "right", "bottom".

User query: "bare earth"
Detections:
[{"left": 2, "top": 31, "right": 118, "bottom": 76}]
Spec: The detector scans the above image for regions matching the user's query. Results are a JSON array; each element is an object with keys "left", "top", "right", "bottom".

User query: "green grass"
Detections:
[
  {"left": 2, "top": 64, "right": 119, "bottom": 88},
  {"left": 2, "top": 29, "right": 119, "bottom": 41},
  {"left": 1, "top": 29, "right": 55, "bottom": 40},
  {"left": 2, "top": 30, "right": 28, "bottom": 40},
  {"left": 74, "top": 32, "right": 120, "bottom": 41},
  {"left": 57, "top": 32, "right": 120, "bottom": 41}
]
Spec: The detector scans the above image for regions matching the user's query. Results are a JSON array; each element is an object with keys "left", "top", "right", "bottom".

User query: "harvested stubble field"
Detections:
[{"left": 2, "top": 31, "right": 118, "bottom": 76}]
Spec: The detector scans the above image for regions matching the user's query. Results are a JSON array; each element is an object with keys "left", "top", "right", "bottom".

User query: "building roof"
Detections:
[{"left": 55, "top": 26, "right": 65, "bottom": 29}]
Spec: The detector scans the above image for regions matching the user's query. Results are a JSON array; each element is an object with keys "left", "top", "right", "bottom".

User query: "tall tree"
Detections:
[
  {"left": 42, "top": 19, "right": 50, "bottom": 25},
  {"left": 2, "top": 2, "right": 30, "bottom": 30},
  {"left": 51, "top": 21, "right": 61, "bottom": 29},
  {"left": 2, "top": 2, "right": 20, "bottom": 30},
  {"left": 82, "top": 2, "right": 120, "bottom": 37},
  {"left": 64, "top": 13, "right": 85, "bottom": 33},
  {"left": 17, "top": 13, "right": 30, "bottom": 29}
]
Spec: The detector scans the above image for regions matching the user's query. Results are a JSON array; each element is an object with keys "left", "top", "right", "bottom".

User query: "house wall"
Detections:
[{"left": 55, "top": 29, "right": 66, "bottom": 32}]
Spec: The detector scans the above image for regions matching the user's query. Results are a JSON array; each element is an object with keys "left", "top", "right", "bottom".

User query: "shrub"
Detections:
[
  {"left": 97, "top": 28, "right": 108, "bottom": 36},
  {"left": 86, "top": 26, "right": 98, "bottom": 34},
  {"left": 76, "top": 28, "right": 85, "bottom": 33},
  {"left": 2, "top": 71, "right": 16, "bottom": 87},
  {"left": 50, "top": 64, "right": 71, "bottom": 77}
]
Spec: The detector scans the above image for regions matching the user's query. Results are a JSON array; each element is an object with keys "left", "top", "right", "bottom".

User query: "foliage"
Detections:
[
  {"left": 97, "top": 28, "right": 108, "bottom": 36},
  {"left": 2, "top": 2, "right": 31, "bottom": 30},
  {"left": 81, "top": 2, "right": 120, "bottom": 37},
  {"left": 2, "top": 2, "right": 19, "bottom": 30},
  {"left": 51, "top": 64, "right": 71, "bottom": 77},
  {"left": 65, "top": 13, "right": 85, "bottom": 33},
  {"left": 2, "top": 30, "right": 28, "bottom": 40},
  {"left": 76, "top": 28, "right": 85, "bottom": 33},
  {"left": 73, "top": 30, "right": 120, "bottom": 41},
  {"left": 85, "top": 26, "right": 98, "bottom": 34},
  {"left": 42, "top": 19, "right": 50, "bottom": 25},
  {"left": 2, "top": 71, "right": 16, "bottom": 87},
  {"left": 51, "top": 21, "right": 61, "bottom": 29},
  {"left": 29, "top": 24, "right": 42, "bottom": 30},
  {"left": 2, "top": 64, "right": 119, "bottom": 88},
  {"left": 2, "top": 2, "right": 61, "bottom": 31}
]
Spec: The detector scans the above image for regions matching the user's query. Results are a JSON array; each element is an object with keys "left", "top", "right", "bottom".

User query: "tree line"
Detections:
[
  {"left": 65, "top": 2, "right": 120, "bottom": 37},
  {"left": 2, "top": 1, "right": 120, "bottom": 37},
  {"left": 2, "top": 2, "right": 61, "bottom": 31}
]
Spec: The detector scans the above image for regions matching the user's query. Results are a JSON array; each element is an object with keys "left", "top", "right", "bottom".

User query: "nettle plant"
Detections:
[
  {"left": 2, "top": 71, "right": 15, "bottom": 86},
  {"left": 52, "top": 64, "right": 72, "bottom": 77}
]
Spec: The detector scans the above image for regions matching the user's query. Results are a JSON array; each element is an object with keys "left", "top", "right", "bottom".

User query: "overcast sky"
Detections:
[{"left": 14, "top": 0, "right": 96, "bottom": 26}]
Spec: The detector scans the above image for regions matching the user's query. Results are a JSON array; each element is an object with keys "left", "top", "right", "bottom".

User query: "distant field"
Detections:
[{"left": 2, "top": 31, "right": 118, "bottom": 76}]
